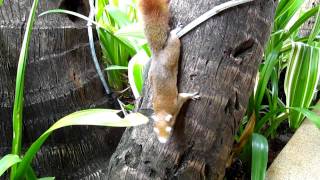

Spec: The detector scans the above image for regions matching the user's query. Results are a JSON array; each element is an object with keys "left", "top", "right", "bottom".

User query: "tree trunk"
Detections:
[
  {"left": 300, "top": 0, "right": 320, "bottom": 36},
  {"left": 107, "top": 0, "right": 275, "bottom": 179},
  {"left": 0, "top": 0, "right": 123, "bottom": 179}
]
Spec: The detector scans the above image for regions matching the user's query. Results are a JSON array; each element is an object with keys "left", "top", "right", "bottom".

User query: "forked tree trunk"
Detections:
[
  {"left": 107, "top": 0, "right": 275, "bottom": 179},
  {"left": 0, "top": 0, "right": 123, "bottom": 179}
]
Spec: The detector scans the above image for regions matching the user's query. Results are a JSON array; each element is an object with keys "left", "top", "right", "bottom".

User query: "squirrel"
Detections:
[{"left": 138, "top": 0, "right": 200, "bottom": 143}]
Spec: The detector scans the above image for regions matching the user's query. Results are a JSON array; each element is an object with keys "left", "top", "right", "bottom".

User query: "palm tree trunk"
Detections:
[{"left": 107, "top": 0, "right": 276, "bottom": 179}]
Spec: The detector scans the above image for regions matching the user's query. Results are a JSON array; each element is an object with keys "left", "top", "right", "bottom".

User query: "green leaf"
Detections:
[
  {"left": 289, "top": 107, "right": 320, "bottom": 128},
  {"left": 281, "top": 5, "right": 320, "bottom": 42},
  {"left": 274, "top": 0, "right": 304, "bottom": 31},
  {"left": 0, "top": 0, "right": 3, "bottom": 6},
  {"left": 251, "top": 133, "right": 268, "bottom": 180},
  {"left": 128, "top": 50, "right": 150, "bottom": 99},
  {"left": 255, "top": 108, "right": 286, "bottom": 132},
  {"left": 14, "top": 109, "right": 149, "bottom": 179},
  {"left": 284, "top": 42, "right": 320, "bottom": 128},
  {"left": 308, "top": 7, "right": 320, "bottom": 44},
  {"left": 0, "top": 155, "right": 21, "bottom": 176},
  {"left": 11, "top": 0, "right": 39, "bottom": 178},
  {"left": 105, "top": 65, "right": 128, "bottom": 71},
  {"left": 25, "top": 166, "right": 37, "bottom": 180},
  {"left": 38, "top": 177, "right": 55, "bottom": 180},
  {"left": 115, "top": 23, "right": 145, "bottom": 40},
  {"left": 106, "top": 6, "right": 131, "bottom": 28},
  {"left": 254, "top": 50, "right": 280, "bottom": 114}
]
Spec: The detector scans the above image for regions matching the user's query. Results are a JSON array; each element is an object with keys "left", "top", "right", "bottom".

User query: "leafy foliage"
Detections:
[
  {"left": 42, "top": 0, "right": 150, "bottom": 97},
  {"left": 14, "top": 110, "right": 148, "bottom": 179},
  {"left": 284, "top": 42, "right": 320, "bottom": 128},
  {"left": 10, "top": 0, "right": 39, "bottom": 177},
  {"left": 0, "top": 0, "right": 149, "bottom": 179},
  {"left": 238, "top": 1, "right": 320, "bottom": 178},
  {"left": 251, "top": 2, "right": 320, "bottom": 137},
  {"left": 251, "top": 133, "right": 268, "bottom": 180},
  {"left": 95, "top": 0, "right": 150, "bottom": 91}
]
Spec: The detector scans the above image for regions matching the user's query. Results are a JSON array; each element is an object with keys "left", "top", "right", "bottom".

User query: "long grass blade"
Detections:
[
  {"left": 25, "top": 166, "right": 37, "bottom": 180},
  {"left": 254, "top": 50, "right": 280, "bottom": 114},
  {"left": 11, "top": 0, "right": 39, "bottom": 178},
  {"left": 14, "top": 109, "right": 148, "bottom": 179},
  {"left": 251, "top": 133, "right": 268, "bottom": 180}
]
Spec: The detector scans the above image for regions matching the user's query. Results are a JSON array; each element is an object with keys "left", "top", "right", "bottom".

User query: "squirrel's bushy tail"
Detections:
[{"left": 138, "top": 0, "right": 170, "bottom": 53}]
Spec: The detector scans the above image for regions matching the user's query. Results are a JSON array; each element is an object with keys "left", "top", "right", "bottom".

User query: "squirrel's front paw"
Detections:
[{"left": 191, "top": 92, "right": 201, "bottom": 100}]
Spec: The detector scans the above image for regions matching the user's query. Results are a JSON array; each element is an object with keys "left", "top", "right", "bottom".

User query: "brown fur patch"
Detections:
[{"left": 138, "top": 0, "right": 169, "bottom": 15}]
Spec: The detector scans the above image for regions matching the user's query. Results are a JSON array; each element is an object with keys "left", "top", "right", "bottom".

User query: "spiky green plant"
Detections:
[{"left": 0, "top": 1, "right": 149, "bottom": 179}]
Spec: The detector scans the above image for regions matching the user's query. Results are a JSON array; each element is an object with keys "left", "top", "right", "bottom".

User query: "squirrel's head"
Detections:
[{"left": 152, "top": 112, "right": 173, "bottom": 143}]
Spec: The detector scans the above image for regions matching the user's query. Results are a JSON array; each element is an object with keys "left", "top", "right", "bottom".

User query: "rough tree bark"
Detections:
[
  {"left": 107, "top": 0, "right": 275, "bottom": 179},
  {"left": 300, "top": 0, "right": 320, "bottom": 36},
  {"left": 0, "top": 0, "right": 123, "bottom": 179}
]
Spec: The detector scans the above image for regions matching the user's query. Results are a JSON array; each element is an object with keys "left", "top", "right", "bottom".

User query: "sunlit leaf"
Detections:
[
  {"left": 0, "top": 155, "right": 21, "bottom": 176},
  {"left": 128, "top": 50, "right": 150, "bottom": 99},
  {"left": 14, "top": 109, "right": 148, "bottom": 179},
  {"left": 115, "top": 23, "right": 146, "bottom": 41},
  {"left": 38, "top": 178, "right": 55, "bottom": 180},
  {"left": 106, "top": 5, "right": 131, "bottom": 28},
  {"left": 105, "top": 65, "right": 128, "bottom": 71}
]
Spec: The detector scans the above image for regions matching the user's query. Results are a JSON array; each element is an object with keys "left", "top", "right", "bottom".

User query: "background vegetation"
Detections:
[{"left": 0, "top": 0, "right": 319, "bottom": 179}]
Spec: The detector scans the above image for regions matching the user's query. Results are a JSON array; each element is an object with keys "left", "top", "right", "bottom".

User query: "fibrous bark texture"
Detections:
[
  {"left": 0, "top": 0, "right": 123, "bottom": 179},
  {"left": 107, "top": 0, "right": 275, "bottom": 179},
  {"left": 300, "top": 0, "right": 319, "bottom": 36}
]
